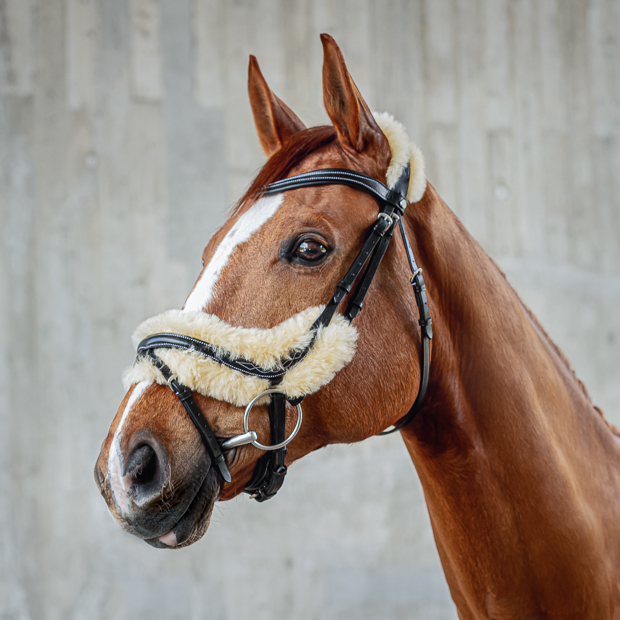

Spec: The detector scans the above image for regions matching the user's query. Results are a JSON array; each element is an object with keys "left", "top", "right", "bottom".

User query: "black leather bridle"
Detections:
[{"left": 135, "top": 163, "right": 432, "bottom": 501}]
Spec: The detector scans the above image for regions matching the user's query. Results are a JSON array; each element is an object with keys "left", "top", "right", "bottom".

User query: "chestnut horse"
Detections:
[{"left": 95, "top": 35, "right": 620, "bottom": 618}]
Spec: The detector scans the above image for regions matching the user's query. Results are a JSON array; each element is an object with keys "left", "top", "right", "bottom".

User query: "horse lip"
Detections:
[{"left": 144, "top": 466, "right": 220, "bottom": 548}]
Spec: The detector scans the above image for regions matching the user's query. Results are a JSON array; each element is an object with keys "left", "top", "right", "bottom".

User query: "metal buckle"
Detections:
[
  {"left": 221, "top": 389, "right": 303, "bottom": 452},
  {"left": 410, "top": 267, "right": 422, "bottom": 284},
  {"left": 377, "top": 212, "right": 394, "bottom": 228}
]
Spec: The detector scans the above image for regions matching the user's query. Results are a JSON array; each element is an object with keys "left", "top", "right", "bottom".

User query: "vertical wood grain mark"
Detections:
[
  {"left": 0, "top": 0, "right": 32, "bottom": 95},
  {"left": 564, "top": 0, "right": 597, "bottom": 269},
  {"left": 161, "top": 0, "right": 227, "bottom": 266},
  {"left": 541, "top": 129, "right": 570, "bottom": 263},
  {"left": 423, "top": 0, "right": 458, "bottom": 125},
  {"left": 130, "top": 0, "right": 163, "bottom": 101},
  {"left": 539, "top": 0, "right": 570, "bottom": 130},
  {"left": 193, "top": 0, "right": 223, "bottom": 109},
  {"left": 484, "top": 0, "right": 514, "bottom": 129},
  {"left": 511, "top": 0, "right": 545, "bottom": 259},
  {"left": 65, "top": 0, "right": 96, "bottom": 111},
  {"left": 282, "top": 0, "right": 320, "bottom": 123},
  {"left": 487, "top": 129, "right": 517, "bottom": 256},
  {"left": 455, "top": 0, "right": 486, "bottom": 241},
  {"left": 423, "top": 0, "right": 460, "bottom": 223}
]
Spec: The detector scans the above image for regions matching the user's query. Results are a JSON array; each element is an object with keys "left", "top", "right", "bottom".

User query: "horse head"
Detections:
[{"left": 94, "top": 34, "right": 427, "bottom": 548}]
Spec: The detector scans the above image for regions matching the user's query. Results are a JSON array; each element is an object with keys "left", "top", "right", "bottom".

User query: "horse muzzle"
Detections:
[{"left": 94, "top": 427, "right": 220, "bottom": 547}]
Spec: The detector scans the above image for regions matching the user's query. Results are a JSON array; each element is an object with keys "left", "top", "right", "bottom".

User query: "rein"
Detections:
[{"left": 136, "top": 163, "right": 432, "bottom": 501}]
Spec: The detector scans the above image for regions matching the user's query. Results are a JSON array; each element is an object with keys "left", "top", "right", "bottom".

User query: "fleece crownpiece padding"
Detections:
[
  {"left": 373, "top": 111, "right": 426, "bottom": 203},
  {"left": 123, "top": 306, "right": 358, "bottom": 407}
]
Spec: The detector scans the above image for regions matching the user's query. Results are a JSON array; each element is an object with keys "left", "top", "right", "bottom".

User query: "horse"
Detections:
[{"left": 95, "top": 34, "right": 620, "bottom": 618}]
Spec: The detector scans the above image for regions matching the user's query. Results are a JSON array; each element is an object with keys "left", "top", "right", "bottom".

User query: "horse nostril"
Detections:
[
  {"left": 125, "top": 444, "right": 158, "bottom": 485},
  {"left": 122, "top": 440, "right": 169, "bottom": 505}
]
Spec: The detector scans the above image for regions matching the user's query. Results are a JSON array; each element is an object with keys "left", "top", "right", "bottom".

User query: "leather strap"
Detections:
[
  {"left": 263, "top": 168, "right": 409, "bottom": 213},
  {"left": 345, "top": 211, "right": 397, "bottom": 320},
  {"left": 244, "top": 392, "right": 289, "bottom": 502},
  {"left": 313, "top": 211, "right": 395, "bottom": 328},
  {"left": 137, "top": 332, "right": 309, "bottom": 381},
  {"left": 377, "top": 218, "right": 432, "bottom": 434},
  {"left": 146, "top": 351, "right": 232, "bottom": 483}
]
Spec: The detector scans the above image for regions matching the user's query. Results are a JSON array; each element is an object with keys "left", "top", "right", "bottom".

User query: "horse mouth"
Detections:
[{"left": 145, "top": 467, "right": 220, "bottom": 549}]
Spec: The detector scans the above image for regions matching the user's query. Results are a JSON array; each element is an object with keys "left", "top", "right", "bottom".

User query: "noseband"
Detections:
[{"left": 136, "top": 163, "right": 432, "bottom": 501}]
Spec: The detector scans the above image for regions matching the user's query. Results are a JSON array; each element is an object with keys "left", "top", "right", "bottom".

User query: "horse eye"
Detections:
[{"left": 294, "top": 239, "right": 328, "bottom": 263}]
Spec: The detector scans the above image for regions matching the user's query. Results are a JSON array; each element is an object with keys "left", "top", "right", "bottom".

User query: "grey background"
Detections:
[{"left": 1, "top": 1, "right": 619, "bottom": 619}]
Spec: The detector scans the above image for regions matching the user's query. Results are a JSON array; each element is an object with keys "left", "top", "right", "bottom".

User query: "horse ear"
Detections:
[
  {"left": 248, "top": 55, "right": 306, "bottom": 157},
  {"left": 320, "top": 34, "right": 389, "bottom": 157}
]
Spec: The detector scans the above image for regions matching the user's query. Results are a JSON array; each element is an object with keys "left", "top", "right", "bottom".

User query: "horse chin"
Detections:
[{"left": 144, "top": 467, "right": 221, "bottom": 549}]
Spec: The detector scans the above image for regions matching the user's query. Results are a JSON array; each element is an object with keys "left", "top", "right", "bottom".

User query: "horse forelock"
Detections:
[
  {"left": 233, "top": 125, "right": 338, "bottom": 216},
  {"left": 234, "top": 113, "right": 426, "bottom": 220}
]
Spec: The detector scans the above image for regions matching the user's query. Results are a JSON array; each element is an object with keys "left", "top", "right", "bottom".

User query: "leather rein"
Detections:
[{"left": 135, "top": 163, "right": 432, "bottom": 502}]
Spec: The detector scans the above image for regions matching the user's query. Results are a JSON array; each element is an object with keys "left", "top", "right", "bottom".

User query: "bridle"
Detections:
[{"left": 135, "top": 163, "right": 432, "bottom": 502}]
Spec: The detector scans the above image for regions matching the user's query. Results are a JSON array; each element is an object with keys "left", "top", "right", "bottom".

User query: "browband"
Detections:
[{"left": 262, "top": 168, "right": 409, "bottom": 213}]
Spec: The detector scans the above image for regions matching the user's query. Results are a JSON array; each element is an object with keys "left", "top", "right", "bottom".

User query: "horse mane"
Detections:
[
  {"left": 493, "top": 260, "right": 620, "bottom": 435},
  {"left": 233, "top": 125, "right": 337, "bottom": 215},
  {"left": 489, "top": 260, "right": 590, "bottom": 400}
]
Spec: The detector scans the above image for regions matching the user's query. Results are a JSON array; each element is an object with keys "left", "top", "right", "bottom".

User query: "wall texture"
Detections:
[{"left": 0, "top": 1, "right": 618, "bottom": 619}]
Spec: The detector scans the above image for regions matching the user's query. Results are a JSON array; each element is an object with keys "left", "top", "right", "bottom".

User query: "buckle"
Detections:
[
  {"left": 410, "top": 267, "right": 422, "bottom": 285},
  {"left": 377, "top": 212, "right": 394, "bottom": 234}
]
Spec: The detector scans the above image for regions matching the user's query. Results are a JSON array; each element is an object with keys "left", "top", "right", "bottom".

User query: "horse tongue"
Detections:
[{"left": 158, "top": 529, "right": 177, "bottom": 547}]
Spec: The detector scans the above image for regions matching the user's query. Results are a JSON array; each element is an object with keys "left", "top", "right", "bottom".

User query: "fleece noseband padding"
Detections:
[{"left": 123, "top": 306, "right": 358, "bottom": 407}]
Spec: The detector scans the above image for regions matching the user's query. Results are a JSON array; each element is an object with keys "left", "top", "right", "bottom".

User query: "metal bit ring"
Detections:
[{"left": 243, "top": 389, "right": 303, "bottom": 451}]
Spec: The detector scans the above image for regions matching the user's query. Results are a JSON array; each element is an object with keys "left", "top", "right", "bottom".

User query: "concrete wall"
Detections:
[{"left": 1, "top": 1, "right": 618, "bottom": 618}]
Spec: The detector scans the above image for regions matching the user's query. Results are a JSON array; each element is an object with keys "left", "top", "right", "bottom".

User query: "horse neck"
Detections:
[
  {"left": 396, "top": 184, "right": 620, "bottom": 612},
  {"left": 401, "top": 182, "right": 601, "bottom": 471}
]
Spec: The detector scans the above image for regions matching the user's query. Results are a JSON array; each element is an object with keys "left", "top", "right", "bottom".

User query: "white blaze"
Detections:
[
  {"left": 108, "top": 380, "right": 151, "bottom": 516},
  {"left": 184, "top": 194, "right": 284, "bottom": 312}
]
